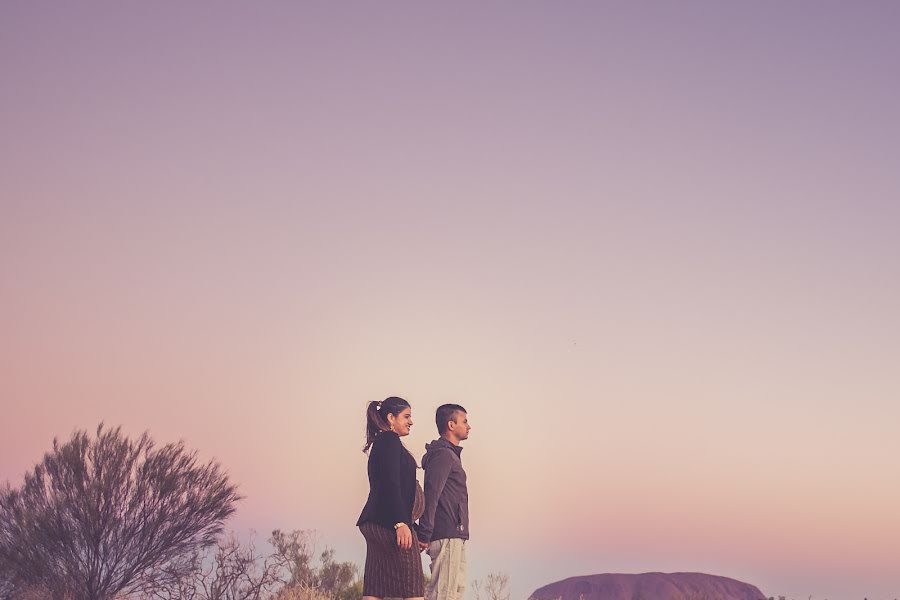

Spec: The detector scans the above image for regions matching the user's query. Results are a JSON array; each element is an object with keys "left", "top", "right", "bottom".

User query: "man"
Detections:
[{"left": 418, "top": 404, "right": 471, "bottom": 600}]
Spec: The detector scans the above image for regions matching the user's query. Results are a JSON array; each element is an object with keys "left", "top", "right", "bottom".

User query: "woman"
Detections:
[{"left": 357, "top": 396, "right": 425, "bottom": 600}]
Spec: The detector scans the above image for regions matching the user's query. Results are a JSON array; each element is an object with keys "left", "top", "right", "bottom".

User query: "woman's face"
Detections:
[{"left": 389, "top": 407, "right": 413, "bottom": 436}]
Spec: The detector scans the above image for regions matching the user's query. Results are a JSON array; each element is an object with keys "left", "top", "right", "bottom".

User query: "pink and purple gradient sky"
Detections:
[{"left": 2, "top": 3, "right": 899, "bottom": 599}]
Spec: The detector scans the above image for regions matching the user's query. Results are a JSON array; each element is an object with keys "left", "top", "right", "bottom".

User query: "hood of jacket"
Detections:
[{"left": 422, "top": 437, "right": 463, "bottom": 469}]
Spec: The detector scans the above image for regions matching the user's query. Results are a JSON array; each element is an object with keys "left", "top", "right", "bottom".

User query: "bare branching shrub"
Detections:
[
  {"left": 0, "top": 424, "right": 241, "bottom": 600},
  {"left": 313, "top": 549, "right": 356, "bottom": 599},
  {"left": 271, "top": 582, "right": 335, "bottom": 600},
  {"left": 142, "top": 533, "right": 281, "bottom": 600},
  {"left": 472, "top": 573, "right": 510, "bottom": 600},
  {"left": 268, "top": 530, "right": 357, "bottom": 593},
  {"left": 269, "top": 530, "right": 318, "bottom": 588},
  {"left": 268, "top": 530, "right": 358, "bottom": 600}
]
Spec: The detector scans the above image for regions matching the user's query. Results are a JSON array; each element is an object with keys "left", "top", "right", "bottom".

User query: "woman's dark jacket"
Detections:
[{"left": 356, "top": 430, "right": 418, "bottom": 529}]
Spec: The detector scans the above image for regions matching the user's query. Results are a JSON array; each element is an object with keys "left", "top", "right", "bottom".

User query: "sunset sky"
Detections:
[{"left": 2, "top": 3, "right": 899, "bottom": 600}]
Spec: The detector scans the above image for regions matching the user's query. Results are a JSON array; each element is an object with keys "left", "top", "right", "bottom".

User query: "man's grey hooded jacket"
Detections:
[{"left": 418, "top": 437, "right": 469, "bottom": 543}]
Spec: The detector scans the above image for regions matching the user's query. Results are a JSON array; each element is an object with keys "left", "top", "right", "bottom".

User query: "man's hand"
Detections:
[
  {"left": 418, "top": 540, "right": 428, "bottom": 552},
  {"left": 396, "top": 524, "right": 413, "bottom": 550}
]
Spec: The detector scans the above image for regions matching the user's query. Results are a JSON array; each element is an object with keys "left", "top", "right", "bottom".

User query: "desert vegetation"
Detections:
[{"left": 0, "top": 424, "right": 505, "bottom": 600}]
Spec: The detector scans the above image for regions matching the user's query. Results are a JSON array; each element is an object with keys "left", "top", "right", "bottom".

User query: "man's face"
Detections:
[{"left": 449, "top": 411, "right": 470, "bottom": 440}]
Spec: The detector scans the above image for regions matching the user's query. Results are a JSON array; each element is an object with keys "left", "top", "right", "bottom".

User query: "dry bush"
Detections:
[
  {"left": 271, "top": 582, "right": 335, "bottom": 600},
  {"left": 472, "top": 573, "right": 510, "bottom": 600},
  {"left": 0, "top": 424, "right": 241, "bottom": 600},
  {"left": 268, "top": 530, "right": 357, "bottom": 600},
  {"left": 141, "top": 533, "right": 281, "bottom": 600}
]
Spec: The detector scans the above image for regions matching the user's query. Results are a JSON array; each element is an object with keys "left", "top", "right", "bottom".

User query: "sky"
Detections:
[{"left": 2, "top": 2, "right": 900, "bottom": 600}]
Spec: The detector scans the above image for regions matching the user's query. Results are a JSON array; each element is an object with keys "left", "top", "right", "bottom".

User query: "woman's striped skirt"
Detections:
[{"left": 359, "top": 482, "right": 425, "bottom": 598}]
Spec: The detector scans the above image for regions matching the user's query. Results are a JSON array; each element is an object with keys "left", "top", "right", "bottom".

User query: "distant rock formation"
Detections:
[{"left": 529, "top": 573, "right": 767, "bottom": 600}]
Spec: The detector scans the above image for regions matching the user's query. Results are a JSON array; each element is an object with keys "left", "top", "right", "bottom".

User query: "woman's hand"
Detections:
[{"left": 395, "top": 524, "right": 412, "bottom": 549}]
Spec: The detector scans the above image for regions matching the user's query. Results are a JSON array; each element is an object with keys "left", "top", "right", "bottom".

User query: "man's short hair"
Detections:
[{"left": 436, "top": 404, "right": 467, "bottom": 435}]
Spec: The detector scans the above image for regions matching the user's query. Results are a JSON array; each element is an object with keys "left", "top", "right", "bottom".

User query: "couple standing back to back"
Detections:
[{"left": 357, "top": 397, "right": 471, "bottom": 600}]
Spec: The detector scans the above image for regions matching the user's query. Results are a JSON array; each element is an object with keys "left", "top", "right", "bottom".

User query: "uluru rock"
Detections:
[{"left": 529, "top": 573, "right": 767, "bottom": 600}]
